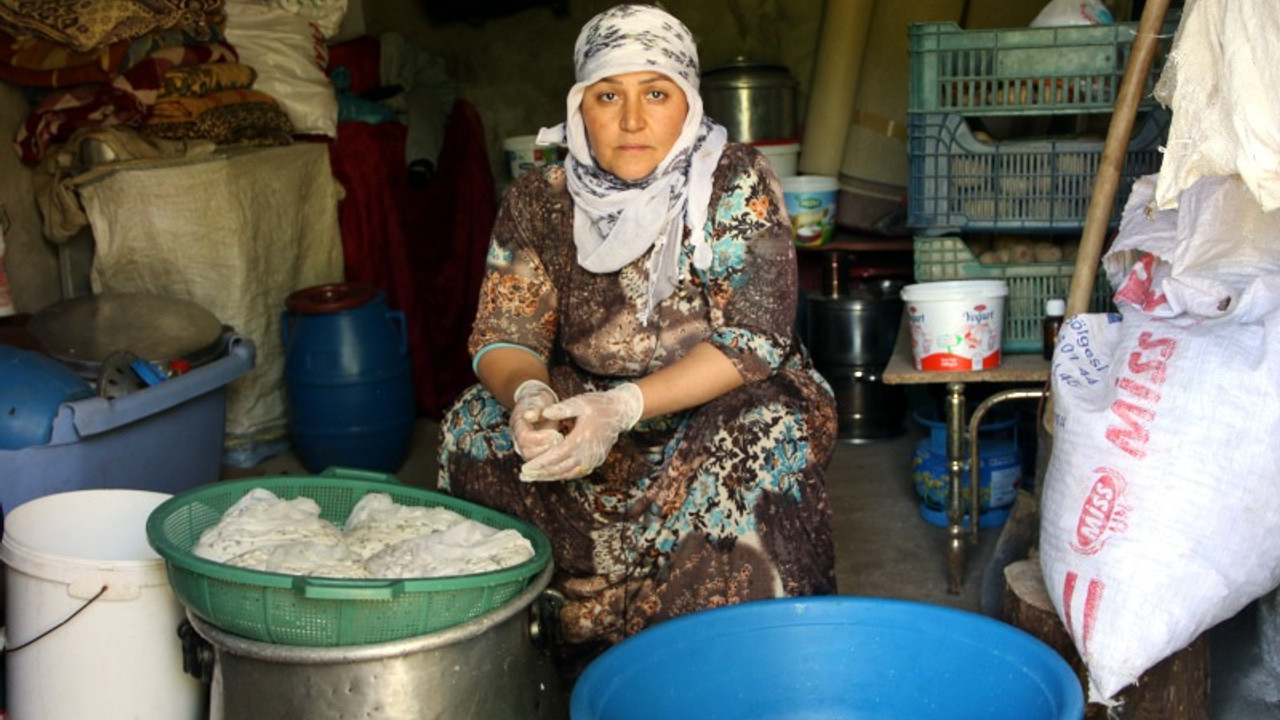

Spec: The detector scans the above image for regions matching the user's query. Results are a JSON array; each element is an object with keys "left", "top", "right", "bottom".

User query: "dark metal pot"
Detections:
[
  {"left": 805, "top": 279, "right": 905, "bottom": 369},
  {"left": 701, "top": 59, "right": 797, "bottom": 143},
  {"left": 821, "top": 364, "right": 907, "bottom": 443}
]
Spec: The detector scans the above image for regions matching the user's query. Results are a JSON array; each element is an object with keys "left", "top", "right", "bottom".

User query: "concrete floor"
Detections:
[{"left": 229, "top": 413, "right": 1280, "bottom": 719}]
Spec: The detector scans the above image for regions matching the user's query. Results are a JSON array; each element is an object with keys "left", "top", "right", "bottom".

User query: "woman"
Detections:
[{"left": 438, "top": 3, "right": 837, "bottom": 670}]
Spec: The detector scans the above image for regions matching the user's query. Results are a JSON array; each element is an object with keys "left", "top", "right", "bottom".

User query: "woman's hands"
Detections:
[
  {"left": 487, "top": 342, "right": 742, "bottom": 481},
  {"left": 510, "top": 379, "right": 564, "bottom": 460},
  {"left": 519, "top": 383, "right": 644, "bottom": 481}
]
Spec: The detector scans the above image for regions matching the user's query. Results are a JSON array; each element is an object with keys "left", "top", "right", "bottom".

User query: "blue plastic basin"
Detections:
[{"left": 571, "top": 596, "right": 1083, "bottom": 720}]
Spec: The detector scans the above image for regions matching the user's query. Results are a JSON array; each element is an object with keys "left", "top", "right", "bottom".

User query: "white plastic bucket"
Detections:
[
  {"left": 754, "top": 140, "right": 800, "bottom": 178},
  {"left": 503, "top": 134, "right": 565, "bottom": 180},
  {"left": 901, "top": 280, "right": 1009, "bottom": 371},
  {"left": 1, "top": 489, "right": 203, "bottom": 720},
  {"left": 781, "top": 175, "right": 839, "bottom": 247}
]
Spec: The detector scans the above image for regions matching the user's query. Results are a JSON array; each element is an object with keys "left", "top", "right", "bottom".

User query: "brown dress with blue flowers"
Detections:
[{"left": 438, "top": 142, "right": 837, "bottom": 664}]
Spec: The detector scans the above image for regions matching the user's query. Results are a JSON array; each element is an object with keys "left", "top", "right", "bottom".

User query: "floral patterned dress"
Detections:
[{"left": 438, "top": 143, "right": 837, "bottom": 664}]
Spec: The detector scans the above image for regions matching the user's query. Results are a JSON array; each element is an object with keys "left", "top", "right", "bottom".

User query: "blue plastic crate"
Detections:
[
  {"left": 0, "top": 334, "right": 255, "bottom": 514},
  {"left": 907, "top": 109, "right": 1168, "bottom": 233}
]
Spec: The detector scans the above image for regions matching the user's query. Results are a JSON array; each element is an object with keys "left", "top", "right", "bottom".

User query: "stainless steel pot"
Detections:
[
  {"left": 191, "top": 565, "right": 565, "bottom": 720},
  {"left": 701, "top": 59, "right": 797, "bottom": 143}
]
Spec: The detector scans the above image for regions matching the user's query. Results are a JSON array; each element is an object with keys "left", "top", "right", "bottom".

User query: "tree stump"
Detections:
[{"left": 1002, "top": 558, "right": 1209, "bottom": 720}]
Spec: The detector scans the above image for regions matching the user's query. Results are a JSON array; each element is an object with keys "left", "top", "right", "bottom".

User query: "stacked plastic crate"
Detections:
[{"left": 905, "top": 18, "right": 1178, "bottom": 352}]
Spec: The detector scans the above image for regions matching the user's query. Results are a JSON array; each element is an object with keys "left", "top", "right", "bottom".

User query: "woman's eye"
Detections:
[
  {"left": 646, "top": 90, "right": 667, "bottom": 101},
  {"left": 598, "top": 91, "right": 618, "bottom": 103}
]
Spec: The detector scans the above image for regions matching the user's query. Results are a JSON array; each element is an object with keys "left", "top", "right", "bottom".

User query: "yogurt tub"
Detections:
[
  {"left": 503, "top": 135, "right": 565, "bottom": 180},
  {"left": 901, "top": 280, "right": 1009, "bottom": 371},
  {"left": 781, "top": 175, "right": 838, "bottom": 248}
]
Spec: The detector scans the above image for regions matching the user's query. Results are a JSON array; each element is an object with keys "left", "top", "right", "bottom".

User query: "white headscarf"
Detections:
[{"left": 536, "top": 4, "right": 728, "bottom": 323}]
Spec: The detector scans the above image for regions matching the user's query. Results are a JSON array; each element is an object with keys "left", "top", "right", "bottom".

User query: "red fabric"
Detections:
[
  {"left": 325, "top": 36, "right": 495, "bottom": 419},
  {"left": 326, "top": 104, "right": 494, "bottom": 419},
  {"left": 327, "top": 119, "right": 438, "bottom": 412},
  {"left": 325, "top": 36, "right": 382, "bottom": 96},
  {"left": 411, "top": 99, "right": 496, "bottom": 417}
]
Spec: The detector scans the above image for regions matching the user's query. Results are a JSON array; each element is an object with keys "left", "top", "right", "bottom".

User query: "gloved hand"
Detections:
[
  {"left": 509, "top": 379, "right": 563, "bottom": 461},
  {"left": 519, "top": 383, "right": 644, "bottom": 482}
]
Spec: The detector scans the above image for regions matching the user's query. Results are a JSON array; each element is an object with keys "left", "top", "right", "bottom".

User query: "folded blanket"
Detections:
[
  {"left": 0, "top": 0, "right": 225, "bottom": 53},
  {"left": 143, "top": 86, "right": 294, "bottom": 146},
  {"left": 14, "top": 38, "right": 236, "bottom": 164},
  {"left": 0, "top": 24, "right": 225, "bottom": 75},
  {"left": 159, "top": 61, "right": 254, "bottom": 98}
]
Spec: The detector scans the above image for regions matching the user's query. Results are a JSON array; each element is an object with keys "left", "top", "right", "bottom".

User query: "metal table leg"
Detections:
[
  {"left": 945, "top": 381, "right": 966, "bottom": 594},
  {"left": 968, "top": 388, "right": 1048, "bottom": 545},
  {"left": 946, "top": 384, "right": 1049, "bottom": 593}
]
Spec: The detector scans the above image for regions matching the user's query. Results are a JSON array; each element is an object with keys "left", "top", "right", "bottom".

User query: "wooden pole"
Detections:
[{"left": 1066, "top": 0, "right": 1173, "bottom": 315}]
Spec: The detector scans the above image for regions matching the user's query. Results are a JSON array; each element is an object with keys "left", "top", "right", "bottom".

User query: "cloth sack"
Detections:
[
  {"left": 1153, "top": 0, "right": 1280, "bottom": 212},
  {"left": 1040, "top": 174, "right": 1280, "bottom": 701},
  {"left": 223, "top": 0, "right": 338, "bottom": 137}
]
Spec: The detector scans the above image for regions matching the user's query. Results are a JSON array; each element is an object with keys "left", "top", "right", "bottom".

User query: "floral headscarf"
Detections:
[{"left": 537, "top": 4, "right": 728, "bottom": 323}]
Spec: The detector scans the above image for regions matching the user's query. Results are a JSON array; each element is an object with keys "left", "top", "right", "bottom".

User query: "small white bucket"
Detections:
[
  {"left": 1, "top": 489, "right": 203, "bottom": 720},
  {"left": 754, "top": 140, "right": 800, "bottom": 178},
  {"left": 503, "top": 134, "right": 565, "bottom": 180},
  {"left": 901, "top": 280, "right": 1009, "bottom": 371}
]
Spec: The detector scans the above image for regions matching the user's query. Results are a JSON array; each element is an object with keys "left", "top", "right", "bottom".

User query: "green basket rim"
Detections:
[{"left": 145, "top": 475, "right": 552, "bottom": 596}]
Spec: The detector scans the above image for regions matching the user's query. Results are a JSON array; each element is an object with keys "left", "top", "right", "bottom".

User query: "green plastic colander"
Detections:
[{"left": 146, "top": 467, "right": 552, "bottom": 646}]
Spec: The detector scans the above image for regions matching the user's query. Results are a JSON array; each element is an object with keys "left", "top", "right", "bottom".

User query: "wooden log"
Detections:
[{"left": 1002, "top": 558, "right": 1209, "bottom": 720}]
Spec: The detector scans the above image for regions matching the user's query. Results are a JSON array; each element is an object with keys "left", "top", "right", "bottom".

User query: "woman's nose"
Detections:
[{"left": 620, "top": 99, "right": 644, "bottom": 131}]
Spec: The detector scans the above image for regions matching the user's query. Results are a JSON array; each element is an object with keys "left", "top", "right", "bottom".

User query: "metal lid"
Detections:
[
  {"left": 28, "top": 293, "right": 225, "bottom": 376},
  {"left": 701, "top": 58, "right": 796, "bottom": 89}
]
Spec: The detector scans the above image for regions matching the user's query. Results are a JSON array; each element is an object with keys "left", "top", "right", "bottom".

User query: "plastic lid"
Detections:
[
  {"left": 901, "top": 280, "right": 1009, "bottom": 301},
  {"left": 780, "top": 175, "right": 840, "bottom": 192},
  {"left": 1046, "top": 298, "right": 1066, "bottom": 316},
  {"left": 285, "top": 283, "right": 380, "bottom": 314}
]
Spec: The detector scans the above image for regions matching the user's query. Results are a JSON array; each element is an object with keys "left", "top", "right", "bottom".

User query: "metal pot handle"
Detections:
[
  {"left": 178, "top": 618, "right": 215, "bottom": 684},
  {"left": 529, "top": 588, "right": 565, "bottom": 655}
]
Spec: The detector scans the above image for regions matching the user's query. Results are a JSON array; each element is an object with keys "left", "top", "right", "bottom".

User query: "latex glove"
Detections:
[
  {"left": 509, "top": 379, "right": 563, "bottom": 461},
  {"left": 519, "top": 383, "right": 644, "bottom": 482}
]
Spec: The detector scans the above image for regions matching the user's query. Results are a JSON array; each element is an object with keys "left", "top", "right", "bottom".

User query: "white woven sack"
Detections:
[
  {"left": 1040, "top": 175, "right": 1280, "bottom": 702},
  {"left": 224, "top": 1, "right": 339, "bottom": 137}
]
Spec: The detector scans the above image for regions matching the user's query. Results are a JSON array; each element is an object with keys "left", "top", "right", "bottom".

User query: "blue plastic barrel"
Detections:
[
  {"left": 282, "top": 283, "right": 416, "bottom": 473},
  {"left": 571, "top": 596, "right": 1084, "bottom": 720}
]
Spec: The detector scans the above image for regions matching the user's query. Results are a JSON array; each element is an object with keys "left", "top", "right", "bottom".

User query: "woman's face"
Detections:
[{"left": 581, "top": 71, "right": 689, "bottom": 182}]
